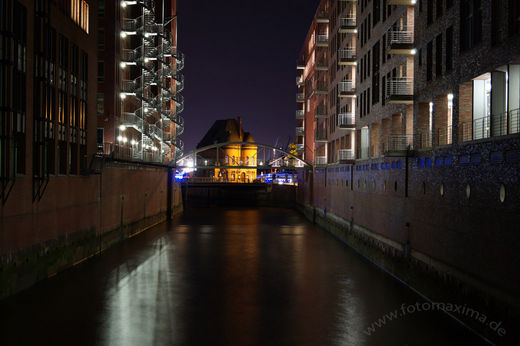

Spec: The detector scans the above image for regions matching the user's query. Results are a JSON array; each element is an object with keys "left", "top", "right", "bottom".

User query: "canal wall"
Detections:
[
  {"left": 0, "top": 160, "right": 183, "bottom": 299},
  {"left": 182, "top": 182, "right": 296, "bottom": 207},
  {"left": 297, "top": 135, "right": 520, "bottom": 344}
]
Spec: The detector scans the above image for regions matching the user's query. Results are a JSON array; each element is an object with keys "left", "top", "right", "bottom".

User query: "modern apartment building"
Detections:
[
  {"left": 97, "top": 0, "right": 184, "bottom": 164},
  {"left": 297, "top": 0, "right": 520, "bottom": 163},
  {"left": 295, "top": 1, "right": 520, "bottom": 341}
]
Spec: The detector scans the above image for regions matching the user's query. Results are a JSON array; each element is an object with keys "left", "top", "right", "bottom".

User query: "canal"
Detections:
[{"left": 0, "top": 207, "right": 487, "bottom": 346}]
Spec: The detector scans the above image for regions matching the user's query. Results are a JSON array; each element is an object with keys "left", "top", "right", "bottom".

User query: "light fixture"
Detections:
[
  {"left": 447, "top": 93, "right": 454, "bottom": 101},
  {"left": 411, "top": 49, "right": 417, "bottom": 55},
  {"left": 117, "top": 135, "right": 123, "bottom": 142},
  {"left": 119, "top": 125, "right": 126, "bottom": 131},
  {"left": 120, "top": 62, "right": 126, "bottom": 68},
  {"left": 120, "top": 93, "right": 126, "bottom": 99},
  {"left": 122, "top": 137, "right": 128, "bottom": 143},
  {"left": 121, "top": 1, "right": 127, "bottom": 8},
  {"left": 120, "top": 32, "right": 127, "bottom": 38}
]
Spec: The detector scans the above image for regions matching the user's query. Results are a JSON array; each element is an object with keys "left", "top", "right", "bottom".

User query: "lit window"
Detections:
[{"left": 71, "top": 0, "right": 89, "bottom": 33}]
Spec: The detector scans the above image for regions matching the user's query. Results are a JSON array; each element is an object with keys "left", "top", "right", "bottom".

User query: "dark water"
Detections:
[{"left": 0, "top": 207, "right": 489, "bottom": 346}]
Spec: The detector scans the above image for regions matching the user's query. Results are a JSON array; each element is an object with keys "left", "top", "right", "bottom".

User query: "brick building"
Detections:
[
  {"left": 296, "top": 1, "right": 520, "bottom": 342},
  {"left": 96, "top": 0, "right": 184, "bottom": 164}
]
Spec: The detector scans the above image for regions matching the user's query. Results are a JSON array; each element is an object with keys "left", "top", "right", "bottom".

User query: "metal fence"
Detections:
[
  {"left": 338, "top": 149, "right": 354, "bottom": 161},
  {"left": 338, "top": 48, "right": 356, "bottom": 60},
  {"left": 339, "top": 16, "right": 356, "bottom": 27},
  {"left": 386, "top": 77, "right": 413, "bottom": 96},
  {"left": 386, "top": 26, "right": 414, "bottom": 46},
  {"left": 338, "top": 113, "right": 355, "bottom": 126},
  {"left": 339, "top": 80, "right": 354, "bottom": 93}
]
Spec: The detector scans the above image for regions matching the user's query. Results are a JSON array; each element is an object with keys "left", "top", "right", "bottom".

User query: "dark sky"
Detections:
[{"left": 178, "top": 0, "right": 321, "bottom": 151}]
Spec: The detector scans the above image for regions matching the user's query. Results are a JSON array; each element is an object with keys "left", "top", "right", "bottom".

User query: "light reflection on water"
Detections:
[{"left": 0, "top": 207, "right": 488, "bottom": 346}]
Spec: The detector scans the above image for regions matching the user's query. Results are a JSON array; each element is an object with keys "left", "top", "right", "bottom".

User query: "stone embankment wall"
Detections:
[{"left": 0, "top": 160, "right": 183, "bottom": 299}]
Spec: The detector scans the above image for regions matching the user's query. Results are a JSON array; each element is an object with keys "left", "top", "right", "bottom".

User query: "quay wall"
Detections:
[
  {"left": 297, "top": 135, "right": 520, "bottom": 343},
  {"left": 0, "top": 160, "right": 183, "bottom": 299}
]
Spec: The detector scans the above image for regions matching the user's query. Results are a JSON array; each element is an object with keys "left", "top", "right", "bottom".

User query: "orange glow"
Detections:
[{"left": 71, "top": 0, "right": 89, "bottom": 34}]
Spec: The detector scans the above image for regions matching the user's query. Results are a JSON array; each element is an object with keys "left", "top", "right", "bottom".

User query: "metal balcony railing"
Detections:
[
  {"left": 315, "top": 105, "right": 328, "bottom": 118},
  {"left": 460, "top": 108, "right": 520, "bottom": 142},
  {"left": 296, "top": 75, "right": 304, "bottom": 85},
  {"left": 386, "top": 77, "right": 413, "bottom": 96},
  {"left": 296, "top": 109, "right": 305, "bottom": 118},
  {"left": 317, "top": 11, "right": 328, "bottom": 21},
  {"left": 316, "top": 81, "right": 328, "bottom": 92},
  {"left": 296, "top": 143, "right": 304, "bottom": 151},
  {"left": 315, "top": 129, "right": 327, "bottom": 141},
  {"left": 338, "top": 80, "right": 354, "bottom": 94},
  {"left": 315, "top": 156, "right": 327, "bottom": 166},
  {"left": 435, "top": 125, "right": 453, "bottom": 146},
  {"left": 417, "top": 131, "right": 433, "bottom": 149},
  {"left": 296, "top": 127, "right": 305, "bottom": 136},
  {"left": 297, "top": 93, "right": 305, "bottom": 102},
  {"left": 382, "top": 134, "right": 414, "bottom": 152},
  {"left": 338, "top": 48, "right": 356, "bottom": 60},
  {"left": 386, "top": 26, "right": 414, "bottom": 46},
  {"left": 316, "top": 34, "right": 328, "bottom": 46},
  {"left": 339, "top": 16, "right": 356, "bottom": 28},
  {"left": 338, "top": 149, "right": 355, "bottom": 161},
  {"left": 338, "top": 113, "right": 355, "bottom": 127}
]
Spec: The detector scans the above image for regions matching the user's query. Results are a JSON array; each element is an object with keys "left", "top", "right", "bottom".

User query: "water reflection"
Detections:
[{"left": 0, "top": 207, "right": 489, "bottom": 346}]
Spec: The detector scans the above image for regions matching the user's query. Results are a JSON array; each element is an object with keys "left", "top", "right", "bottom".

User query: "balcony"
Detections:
[
  {"left": 316, "top": 34, "right": 329, "bottom": 47},
  {"left": 297, "top": 93, "right": 305, "bottom": 102},
  {"left": 296, "top": 75, "right": 304, "bottom": 86},
  {"left": 435, "top": 125, "right": 453, "bottom": 146},
  {"left": 338, "top": 48, "right": 356, "bottom": 65},
  {"left": 339, "top": 16, "right": 356, "bottom": 33},
  {"left": 382, "top": 134, "right": 414, "bottom": 156},
  {"left": 338, "top": 149, "right": 355, "bottom": 163},
  {"left": 317, "top": 11, "right": 329, "bottom": 23},
  {"left": 315, "top": 105, "right": 328, "bottom": 118},
  {"left": 315, "top": 156, "right": 327, "bottom": 166},
  {"left": 386, "top": 77, "right": 413, "bottom": 104},
  {"left": 386, "top": 27, "right": 415, "bottom": 55},
  {"left": 296, "top": 127, "right": 305, "bottom": 136},
  {"left": 388, "top": 0, "right": 417, "bottom": 5},
  {"left": 296, "top": 109, "right": 305, "bottom": 119},
  {"left": 316, "top": 57, "right": 328, "bottom": 71},
  {"left": 315, "top": 129, "right": 327, "bottom": 142},
  {"left": 460, "top": 109, "right": 520, "bottom": 142},
  {"left": 338, "top": 113, "right": 355, "bottom": 128},
  {"left": 338, "top": 80, "right": 355, "bottom": 97},
  {"left": 316, "top": 81, "right": 328, "bottom": 94},
  {"left": 296, "top": 143, "right": 305, "bottom": 152}
]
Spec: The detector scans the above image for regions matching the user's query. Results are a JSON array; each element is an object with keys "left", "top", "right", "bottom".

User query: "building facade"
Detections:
[
  {"left": 296, "top": 0, "right": 520, "bottom": 342},
  {"left": 97, "top": 0, "right": 184, "bottom": 164},
  {"left": 196, "top": 117, "right": 257, "bottom": 183}
]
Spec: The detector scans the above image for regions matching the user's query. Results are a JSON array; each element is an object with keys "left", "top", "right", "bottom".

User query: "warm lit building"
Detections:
[
  {"left": 96, "top": 0, "right": 184, "bottom": 164},
  {"left": 197, "top": 117, "right": 257, "bottom": 183}
]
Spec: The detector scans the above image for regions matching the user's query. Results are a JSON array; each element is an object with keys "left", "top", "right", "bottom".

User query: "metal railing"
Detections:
[
  {"left": 296, "top": 109, "right": 305, "bottom": 118},
  {"left": 339, "top": 16, "right": 356, "bottom": 28},
  {"left": 338, "top": 48, "right": 356, "bottom": 60},
  {"left": 296, "top": 143, "right": 304, "bottom": 151},
  {"left": 316, "top": 34, "right": 329, "bottom": 45},
  {"left": 338, "top": 149, "right": 354, "bottom": 161},
  {"left": 386, "top": 77, "right": 413, "bottom": 96},
  {"left": 296, "top": 127, "right": 305, "bottom": 136},
  {"left": 338, "top": 80, "right": 354, "bottom": 94},
  {"left": 315, "top": 156, "right": 327, "bottom": 166},
  {"left": 436, "top": 125, "right": 453, "bottom": 146},
  {"left": 297, "top": 93, "right": 305, "bottom": 102},
  {"left": 338, "top": 113, "right": 355, "bottom": 127},
  {"left": 296, "top": 75, "right": 304, "bottom": 85},
  {"left": 316, "top": 81, "right": 328, "bottom": 92},
  {"left": 382, "top": 134, "right": 414, "bottom": 152},
  {"left": 417, "top": 131, "right": 433, "bottom": 149},
  {"left": 460, "top": 108, "right": 520, "bottom": 142},
  {"left": 315, "top": 105, "right": 328, "bottom": 117},
  {"left": 386, "top": 26, "right": 414, "bottom": 46},
  {"left": 315, "top": 129, "right": 327, "bottom": 141}
]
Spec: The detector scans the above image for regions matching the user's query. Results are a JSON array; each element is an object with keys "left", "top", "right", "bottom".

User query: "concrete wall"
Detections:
[
  {"left": 0, "top": 160, "right": 183, "bottom": 298},
  {"left": 297, "top": 135, "right": 520, "bottom": 344}
]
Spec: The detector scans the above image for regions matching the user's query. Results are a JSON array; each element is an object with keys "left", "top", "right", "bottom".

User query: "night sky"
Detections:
[{"left": 178, "top": 0, "right": 321, "bottom": 151}]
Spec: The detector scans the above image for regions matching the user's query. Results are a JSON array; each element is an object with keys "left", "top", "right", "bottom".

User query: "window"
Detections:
[
  {"left": 460, "top": 0, "right": 482, "bottom": 51},
  {"left": 446, "top": 26, "right": 453, "bottom": 71},
  {"left": 71, "top": 0, "right": 90, "bottom": 33},
  {"left": 510, "top": 0, "right": 520, "bottom": 36},
  {"left": 427, "top": 41, "right": 433, "bottom": 81},
  {"left": 435, "top": 34, "right": 442, "bottom": 77},
  {"left": 427, "top": 0, "right": 433, "bottom": 25},
  {"left": 436, "top": 0, "right": 443, "bottom": 18},
  {"left": 374, "top": 0, "right": 380, "bottom": 25}
]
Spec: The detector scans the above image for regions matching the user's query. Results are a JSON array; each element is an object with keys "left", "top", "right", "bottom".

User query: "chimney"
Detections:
[{"left": 237, "top": 116, "right": 242, "bottom": 138}]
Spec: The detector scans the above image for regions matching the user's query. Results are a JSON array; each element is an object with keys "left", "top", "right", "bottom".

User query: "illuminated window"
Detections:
[{"left": 71, "top": 0, "right": 89, "bottom": 33}]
